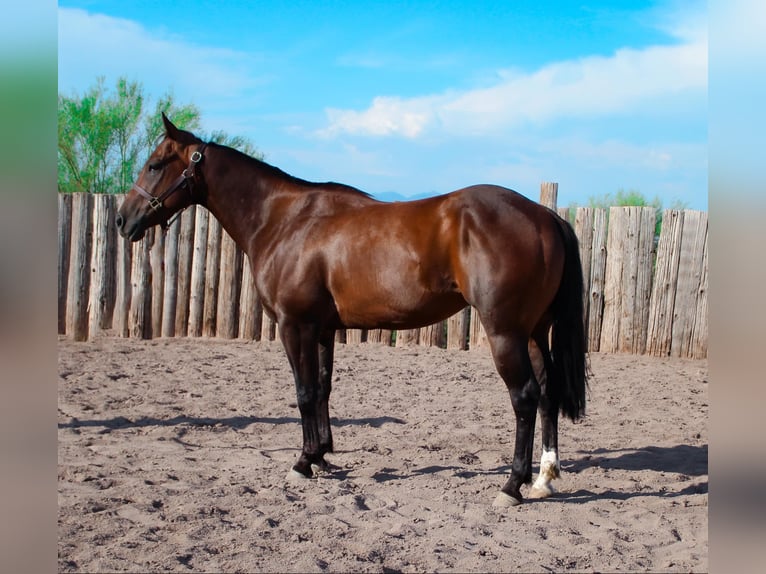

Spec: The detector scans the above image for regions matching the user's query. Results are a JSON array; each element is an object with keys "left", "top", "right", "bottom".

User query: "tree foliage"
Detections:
[
  {"left": 569, "top": 188, "right": 689, "bottom": 237},
  {"left": 58, "top": 77, "right": 261, "bottom": 193}
]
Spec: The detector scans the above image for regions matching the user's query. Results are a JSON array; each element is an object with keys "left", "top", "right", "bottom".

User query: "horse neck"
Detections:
[{"left": 198, "top": 145, "right": 374, "bottom": 252}]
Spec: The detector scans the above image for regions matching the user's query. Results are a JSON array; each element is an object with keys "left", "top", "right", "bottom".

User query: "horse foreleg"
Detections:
[{"left": 280, "top": 321, "right": 325, "bottom": 479}]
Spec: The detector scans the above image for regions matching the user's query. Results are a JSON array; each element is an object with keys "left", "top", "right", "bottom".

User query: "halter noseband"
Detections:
[{"left": 132, "top": 143, "right": 208, "bottom": 230}]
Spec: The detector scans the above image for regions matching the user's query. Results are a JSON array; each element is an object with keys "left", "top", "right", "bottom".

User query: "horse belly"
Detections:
[{"left": 330, "top": 263, "right": 465, "bottom": 330}]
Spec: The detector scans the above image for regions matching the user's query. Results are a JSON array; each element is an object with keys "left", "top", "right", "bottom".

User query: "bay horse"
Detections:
[{"left": 116, "top": 114, "right": 588, "bottom": 507}]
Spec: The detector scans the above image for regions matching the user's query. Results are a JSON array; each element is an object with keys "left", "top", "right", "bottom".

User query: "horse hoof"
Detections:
[
  {"left": 493, "top": 492, "right": 522, "bottom": 508},
  {"left": 528, "top": 483, "right": 556, "bottom": 499},
  {"left": 286, "top": 468, "right": 310, "bottom": 481}
]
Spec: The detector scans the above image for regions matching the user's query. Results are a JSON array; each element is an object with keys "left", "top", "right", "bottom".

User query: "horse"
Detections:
[{"left": 116, "top": 113, "right": 588, "bottom": 507}]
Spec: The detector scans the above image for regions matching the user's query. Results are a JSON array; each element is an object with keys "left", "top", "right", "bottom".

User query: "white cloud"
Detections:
[
  {"left": 321, "top": 94, "right": 446, "bottom": 138},
  {"left": 319, "top": 11, "right": 707, "bottom": 139},
  {"left": 58, "top": 8, "right": 262, "bottom": 102}
]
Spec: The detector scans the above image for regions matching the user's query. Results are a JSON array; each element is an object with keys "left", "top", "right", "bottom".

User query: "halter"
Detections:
[{"left": 131, "top": 143, "right": 208, "bottom": 231}]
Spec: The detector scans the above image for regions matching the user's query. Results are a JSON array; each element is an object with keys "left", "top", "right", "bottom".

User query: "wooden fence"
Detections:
[{"left": 58, "top": 190, "right": 708, "bottom": 358}]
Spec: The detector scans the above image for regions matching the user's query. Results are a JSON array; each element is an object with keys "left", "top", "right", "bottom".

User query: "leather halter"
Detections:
[{"left": 131, "top": 143, "right": 208, "bottom": 230}]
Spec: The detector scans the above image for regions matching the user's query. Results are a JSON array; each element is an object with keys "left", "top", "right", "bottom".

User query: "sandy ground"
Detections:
[{"left": 58, "top": 336, "right": 708, "bottom": 573}]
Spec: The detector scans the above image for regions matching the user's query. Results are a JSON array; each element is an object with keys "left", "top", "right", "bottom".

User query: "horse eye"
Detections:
[{"left": 148, "top": 162, "right": 163, "bottom": 172}]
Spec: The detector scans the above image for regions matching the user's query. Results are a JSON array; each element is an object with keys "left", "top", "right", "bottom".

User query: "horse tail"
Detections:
[{"left": 549, "top": 213, "right": 589, "bottom": 421}]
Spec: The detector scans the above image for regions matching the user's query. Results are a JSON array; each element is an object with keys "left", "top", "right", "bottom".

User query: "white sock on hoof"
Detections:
[
  {"left": 529, "top": 447, "right": 560, "bottom": 498},
  {"left": 286, "top": 468, "right": 310, "bottom": 481},
  {"left": 528, "top": 482, "right": 556, "bottom": 499},
  {"left": 493, "top": 491, "right": 522, "bottom": 508}
]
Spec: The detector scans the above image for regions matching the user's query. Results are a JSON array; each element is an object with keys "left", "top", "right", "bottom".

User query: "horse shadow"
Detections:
[
  {"left": 365, "top": 444, "right": 707, "bottom": 504},
  {"left": 566, "top": 444, "right": 708, "bottom": 477},
  {"left": 58, "top": 414, "right": 406, "bottom": 432}
]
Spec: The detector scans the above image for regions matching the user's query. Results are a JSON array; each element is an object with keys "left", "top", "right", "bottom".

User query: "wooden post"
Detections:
[
  {"left": 690, "top": 231, "right": 708, "bottom": 359},
  {"left": 174, "top": 206, "right": 196, "bottom": 336},
  {"left": 469, "top": 307, "right": 488, "bottom": 349},
  {"left": 58, "top": 194, "right": 72, "bottom": 335},
  {"left": 150, "top": 226, "right": 165, "bottom": 338},
  {"left": 419, "top": 321, "right": 446, "bottom": 348},
  {"left": 114, "top": 196, "right": 132, "bottom": 338},
  {"left": 447, "top": 307, "right": 470, "bottom": 350},
  {"left": 66, "top": 193, "right": 93, "bottom": 341},
  {"left": 239, "top": 259, "right": 262, "bottom": 340},
  {"left": 202, "top": 216, "right": 222, "bottom": 337},
  {"left": 539, "top": 182, "right": 558, "bottom": 210},
  {"left": 88, "top": 194, "right": 116, "bottom": 337},
  {"left": 129, "top": 230, "right": 152, "bottom": 339},
  {"left": 366, "top": 329, "right": 393, "bottom": 345},
  {"left": 161, "top": 219, "right": 181, "bottom": 337},
  {"left": 587, "top": 209, "right": 608, "bottom": 352},
  {"left": 599, "top": 207, "right": 655, "bottom": 354},
  {"left": 646, "top": 210, "right": 684, "bottom": 356},
  {"left": 188, "top": 208, "right": 209, "bottom": 336},
  {"left": 574, "top": 208, "right": 594, "bottom": 331},
  {"left": 346, "top": 329, "right": 365, "bottom": 344},
  {"left": 670, "top": 211, "right": 708, "bottom": 358},
  {"left": 395, "top": 328, "right": 419, "bottom": 347},
  {"left": 216, "top": 230, "right": 242, "bottom": 338},
  {"left": 261, "top": 308, "right": 278, "bottom": 341}
]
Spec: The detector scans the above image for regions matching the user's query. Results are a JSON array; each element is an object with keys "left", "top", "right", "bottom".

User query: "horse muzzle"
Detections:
[{"left": 115, "top": 211, "right": 147, "bottom": 242}]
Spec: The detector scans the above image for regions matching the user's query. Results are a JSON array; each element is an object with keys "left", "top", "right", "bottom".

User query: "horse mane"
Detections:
[{"left": 205, "top": 138, "right": 374, "bottom": 200}]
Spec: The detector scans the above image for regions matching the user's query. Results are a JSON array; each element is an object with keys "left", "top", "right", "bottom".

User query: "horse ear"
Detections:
[{"left": 162, "top": 112, "right": 183, "bottom": 141}]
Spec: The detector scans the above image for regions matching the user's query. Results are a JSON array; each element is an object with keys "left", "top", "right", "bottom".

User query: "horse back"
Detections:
[{"left": 311, "top": 185, "right": 564, "bottom": 331}]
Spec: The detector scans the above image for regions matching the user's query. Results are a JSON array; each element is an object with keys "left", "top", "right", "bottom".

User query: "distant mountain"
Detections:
[{"left": 370, "top": 190, "right": 437, "bottom": 203}]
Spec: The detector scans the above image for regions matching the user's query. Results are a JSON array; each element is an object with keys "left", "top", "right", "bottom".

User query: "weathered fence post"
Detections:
[
  {"left": 574, "top": 207, "right": 594, "bottom": 330},
  {"left": 586, "top": 208, "right": 608, "bottom": 352},
  {"left": 395, "top": 328, "right": 419, "bottom": 347},
  {"left": 174, "top": 206, "right": 196, "bottom": 336},
  {"left": 58, "top": 194, "right": 73, "bottom": 335},
  {"left": 216, "top": 230, "right": 242, "bottom": 338},
  {"left": 599, "top": 207, "right": 656, "bottom": 354},
  {"left": 66, "top": 193, "right": 93, "bottom": 341},
  {"left": 366, "top": 329, "right": 393, "bottom": 346},
  {"left": 670, "top": 211, "right": 708, "bottom": 358},
  {"left": 150, "top": 226, "right": 165, "bottom": 338},
  {"left": 129, "top": 230, "right": 152, "bottom": 339},
  {"left": 419, "top": 321, "right": 446, "bottom": 348},
  {"left": 447, "top": 307, "right": 470, "bottom": 350},
  {"left": 161, "top": 219, "right": 181, "bottom": 337},
  {"left": 202, "top": 217, "right": 223, "bottom": 337},
  {"left": 188, "top": 207, "right": 209, "bottom": 336},
  {"left": 469, "top": 307, "right": 488, "bottom": 349},
  {"left": 346, "top": 329, "right": 365, "bottom": 344},
  {"left": 646, "top": 210, "right": 684, "bottom": 356},
  {"left": 239, "top": 258, "right": 262, "bottom": 340},
  {"left": 114, "top": 196, "right": 132, "bottom": 338},
  {"left": 88, "top": 194, "right": 116, "bottom": 337},
  {"left": 540, "top": 182, "right": 558, "bottom": 210}
]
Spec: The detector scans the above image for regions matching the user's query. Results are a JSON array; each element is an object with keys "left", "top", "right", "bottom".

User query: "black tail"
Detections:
[{"left": 550, "top": 215, "right": 589, "bottom": 421}]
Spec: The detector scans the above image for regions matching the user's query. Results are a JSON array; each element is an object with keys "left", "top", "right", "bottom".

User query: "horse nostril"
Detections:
[{"left": 115, "top": 213, "right": 123, "bottom": 230}]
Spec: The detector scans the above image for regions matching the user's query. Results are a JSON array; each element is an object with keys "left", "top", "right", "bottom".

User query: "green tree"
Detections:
[
  {"left": 569, "top": 188, "right": 689, "bottom": 237},
  {"left": 58, "top": 76, "right": 261, "bottom": 193}
]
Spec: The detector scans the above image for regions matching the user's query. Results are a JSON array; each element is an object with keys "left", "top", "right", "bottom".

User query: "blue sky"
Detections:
[{"left": 58, "top": 1, "right": 708, "bottom": 210}]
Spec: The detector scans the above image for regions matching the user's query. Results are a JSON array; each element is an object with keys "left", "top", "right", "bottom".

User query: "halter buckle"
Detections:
[
  {"left": 148, "top": 197, "right": 163, "bottom": 212},
  {"left": 190, "top": 150, "right": 203, "bottom": 163}
]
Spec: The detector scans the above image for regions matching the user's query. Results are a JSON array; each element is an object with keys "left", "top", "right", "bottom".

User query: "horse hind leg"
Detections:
[
  {"left": 527, "top": 328, "right": 561, "bottom": 499},
  {"left": 315, "top": 329, "right": 336, "bottom": 469},
  {"left": 487, "top": 331, "right": 541, "bottom": 508}
]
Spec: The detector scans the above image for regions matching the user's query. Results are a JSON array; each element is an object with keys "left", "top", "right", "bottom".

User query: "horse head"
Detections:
[{"left": 116, "top": 113, "right": 207, "bottom": 241}]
